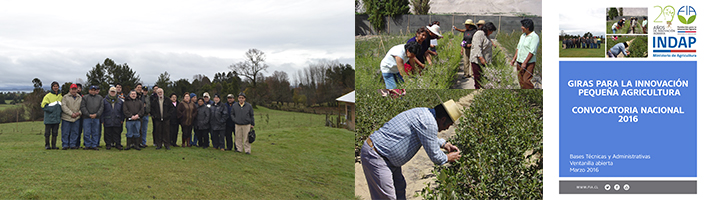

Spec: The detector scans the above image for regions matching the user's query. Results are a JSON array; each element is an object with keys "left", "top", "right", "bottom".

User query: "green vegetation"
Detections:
[
  {"left": 420, "top": 90, "right": 543, "bottom": 199},
  {"left": 559, "top": 41, "right": 605, "bottom": 58},
  {"left": 0, "top": 107, "right": 354, "bottom": 199},
  {"left": 356, "top": 30, "right": 542, "bottom": 89},
  {"left": 355, "top": 33, "right": 462, "bottom": 89},
  {"left": 606, "top": 20, "right": 643, "bottom": 34},
  {"left": 355, "top": 89, "right": 473, "bottom": 156},
  {"left": 606, "top": 35, "right": 648, "bottom": 58}
]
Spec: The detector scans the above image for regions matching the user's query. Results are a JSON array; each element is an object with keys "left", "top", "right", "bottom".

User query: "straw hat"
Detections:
[
  {"left": 464, "top": 19, "right": 475, "bottom": 25},
  {"left": 442, "top": 100, "right": 463, "bottom": 122},
  {"left": 476, "top": 20, "right": 486, "bottom": 25}
]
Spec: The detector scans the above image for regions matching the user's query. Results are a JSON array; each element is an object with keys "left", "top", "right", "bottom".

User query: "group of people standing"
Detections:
[
  {"left": 40, "top": 82, "right": 255, "bottom": 154},
  {"left": 562, "top": 37, "right": 601, "bottom": 49},
  {"left": 378, "top": 22, "right": 442, "bottom": 89},
  {"left": 454, "top": 19, "right": 497, "bottom": 89}
]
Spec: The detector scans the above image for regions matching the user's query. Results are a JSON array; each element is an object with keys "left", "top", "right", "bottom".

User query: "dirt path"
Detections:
[{"left": 355, "top": 91, "right": 480, "bottom": 199}]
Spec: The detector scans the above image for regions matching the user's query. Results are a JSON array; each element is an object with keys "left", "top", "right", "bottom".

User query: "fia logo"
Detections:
[{"left": 677, "top": 6, "right": 696, "bottom": 24}]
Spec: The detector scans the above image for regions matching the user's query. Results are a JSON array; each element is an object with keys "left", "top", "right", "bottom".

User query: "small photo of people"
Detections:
[
  {"left": 606, "top": 7, "right": 648, "bottom": 35},
  {"left": 559, "top": 7, "right": 606, "bottom": 58},
  {"left": 605, "top": 35, "right": 648, "bottom": 58}
]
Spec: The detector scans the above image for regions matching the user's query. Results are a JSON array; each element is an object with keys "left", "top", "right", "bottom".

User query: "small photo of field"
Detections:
[
  {"left": 606, "top": 7, "right": 648, "bottom": 35},
  {"left": 606, "top": 35, "right": 648, "bottom": 58},
  {"left": 559, "top": 36, "right": 606, "bottom": 58}
]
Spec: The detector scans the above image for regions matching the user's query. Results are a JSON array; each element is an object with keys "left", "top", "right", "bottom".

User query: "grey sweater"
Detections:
[
  {"left": 230, "top": 102, "right": 254, "bottom": 126},
  {"left": 81, "top": 94, "right": 104, "bottom": 118}
]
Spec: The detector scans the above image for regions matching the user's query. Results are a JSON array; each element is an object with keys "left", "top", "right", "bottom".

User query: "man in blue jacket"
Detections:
[{"left": 101, "top": 87, "right": 124, "bottom": 150}]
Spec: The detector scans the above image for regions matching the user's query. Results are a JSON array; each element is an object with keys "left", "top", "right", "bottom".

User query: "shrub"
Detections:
[
  {"left": 0, "top": 106, "right": 27, "bottom": 124},
  {"left": 420, "top": 89, "right": 543, "bottom": 199}
]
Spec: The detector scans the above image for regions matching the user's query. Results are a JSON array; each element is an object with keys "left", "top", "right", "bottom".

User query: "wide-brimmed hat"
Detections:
[
  {"left": 464, "top": 19, "right": 475, "bottom": 25},
  {"left": 476, "top": 20, "right": 486, "bottom": 25},
  {"left": 427, "top": 25, "right": 442, "bottom": 37},
  {"left": 442, "top": 100, "right": 463, "bottom": 122}
]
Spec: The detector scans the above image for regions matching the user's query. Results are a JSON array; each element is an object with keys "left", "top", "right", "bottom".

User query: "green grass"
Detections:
[
  {"left": 0, "top": 100, "right": 20, "bottom": 111},
  {"left": 0, "top": 107, "right": 354, "bottom": 199},
  {"left": 559, "top": 41, "right": 605, "bottom": 58}
]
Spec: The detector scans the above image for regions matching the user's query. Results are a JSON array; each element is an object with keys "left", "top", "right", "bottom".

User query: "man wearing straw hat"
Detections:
[{"left": 361, "top": 99, "right": 463, "bottom": 199}]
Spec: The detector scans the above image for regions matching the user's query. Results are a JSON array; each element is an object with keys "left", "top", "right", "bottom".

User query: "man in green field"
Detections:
[
  {"left": 361, "top": 100, "right": 463, "bottom": 199},
  {"left": 41, "top": 81, "right": 63, "bottom": 150}
]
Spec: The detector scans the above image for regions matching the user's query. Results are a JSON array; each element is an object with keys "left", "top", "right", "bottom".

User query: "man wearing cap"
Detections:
[
  {"left": 511, "top": 18, "right": 539, "bottom": 89},
  {"left": 202, "top": 92, "right": 215, "bottom": 105},
  {"left": 60, "top": 84, "right": 83, "bottom": 150},
  {"left": 224, "top": 94, "right": 236, "bottom": 151},
  {"left": 361, "top": 100, "right": 463, "bottom": 199},
  {"left": 135, "top": 84, "right": 151, "bottom": 148},
  {"left": 41, "top": 81, "right": 63, "bottom": 150},
  {"left": 454, "top": 19, "right": 479, "bottom": 79},
  {"left": 80, "top": 85, "right": 104, "bottom": 150},
  {"left": 230, "top": 92, "right": 254, "bottom": 154},
  {"left": 150, "top": 88, "right": 174, "bottom": 150},
  {"left": 199, "top": 92, "right": 215, "bottom": 147},
  {"left": 101, "top": 87, "right": 124, "bottom": 150}
]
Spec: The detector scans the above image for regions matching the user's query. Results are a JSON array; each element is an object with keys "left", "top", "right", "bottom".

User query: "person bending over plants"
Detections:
[{"left": 379, "top": 41, "right": 421, "bottom": 89}]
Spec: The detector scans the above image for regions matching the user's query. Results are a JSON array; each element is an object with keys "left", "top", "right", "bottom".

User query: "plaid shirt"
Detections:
[{"left": 369, "top": 108, "right": 447, "bottom": 167}]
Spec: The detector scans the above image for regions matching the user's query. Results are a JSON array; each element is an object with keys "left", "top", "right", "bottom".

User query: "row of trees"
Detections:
[{"left": 16, "top": 49, "right": 354, "bottom": 123}]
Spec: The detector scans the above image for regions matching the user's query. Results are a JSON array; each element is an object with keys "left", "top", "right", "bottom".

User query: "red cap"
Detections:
[{"left": 70, "top": 84, "right": 78, "bottom": 89}]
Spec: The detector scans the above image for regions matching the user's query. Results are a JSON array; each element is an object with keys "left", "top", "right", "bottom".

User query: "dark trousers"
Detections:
[
  {"left": 151, "top": 117, "right": 157, "bottom": 145},
  {"left": 76, "top": 119, "right": 83, "bottom": 147},
  {"left": 471, "top": 62, "right": 483, "bottom": 89},
  {"left": 181, "top": 124, "right": 192, "bottom": 140},
  {"left": 169, "top": 123, "right": 179, "bottom": 146},
  {"left": 225, "top": 123, "right": 234, "bottom": 150},
  {"left": 44, "top": 123, "right": 59, "bottom": 147},
  {"left": 154, "top": 120, "right": 170, "bottom": 148},
  {"left": 104, "top": 126, "right": 123, "bottom": 147},
  {"left": 211, "top": 129, "right": 225, "bottom": 149},
  {"left": 196, "top": 129, "right": 209, "bottom": 147}
]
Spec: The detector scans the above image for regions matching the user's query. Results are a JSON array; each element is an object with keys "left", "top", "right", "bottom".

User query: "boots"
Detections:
[
  {"left": 126, "top": 138, "right": 133, "bottom": 150},
  {"left": 50, "top": 135, "right": 58, "bottom": 149},
  {"left": 181, "top": 138, "right": 186, "bottom": 147},
  {"left": 133, "top": 137, "right": 141, "bottom": 151},
  {"left": 45, "top": 136, "right": 50, "bottom": 150}
]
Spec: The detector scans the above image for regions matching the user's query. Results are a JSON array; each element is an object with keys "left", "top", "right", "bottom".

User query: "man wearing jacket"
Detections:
[
  {"left": 61, "top": 84, "right": 82, "bottom": 150},
  {"left": 150, "top": 88, "right": 174, "bottom": 150},
  {"left": 123, "top": 90, "right": 144, "bottom": 150},
  {"left": 210, "top": 94, "right": 228, "bottom": 151},
  {"left": 231, "top": 92, "right": 254, "bottom": 154},
  {"left": 41, "top": 81, "right": 63, "bottom": 150},
  {"left": 81, "top": 85, "right": 104, "bottom": 150},
  {"left": 102, "top": 87, "right": 124, "bottom": 150},
  {"left": 224, "top": 94, "right": 236, "bottom": 151},
  {"left": 135, "top": 84, "right": 151, "bottom": 148}
]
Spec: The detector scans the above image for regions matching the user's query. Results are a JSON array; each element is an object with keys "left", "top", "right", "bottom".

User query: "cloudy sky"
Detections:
[
  {"left": 0, "top": 0, "right": 354, "bottom": 90},
  {"left": 559, "top": 7, "right": 606, "bottom": 37}
]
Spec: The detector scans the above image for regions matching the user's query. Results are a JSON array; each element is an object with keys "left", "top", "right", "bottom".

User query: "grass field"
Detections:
[
  {"left": 0, "top": 107, "right": 354, "bottom": 199},
  {"left": 0, "top": 100, "right": 19, "bottom": 111},
  {"left": 559, "top": 41, "right": 605, "bottom": 58}
]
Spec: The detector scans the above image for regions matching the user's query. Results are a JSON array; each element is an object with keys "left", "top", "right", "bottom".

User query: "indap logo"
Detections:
[{"left": 677, "top": 6, "right": 696, "bottom": 24}]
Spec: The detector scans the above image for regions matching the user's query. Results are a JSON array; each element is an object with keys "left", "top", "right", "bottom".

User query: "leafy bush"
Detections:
[
  {"left": 0, "top": 106, "right": 27, "bottom": 124},
  {"left": 479, "top": 48, "right": 518, "bottom": 89},
  {"left": 355, "top": 89, "right": 474, "bottom": 158},
  {"left": 420, "top": 89, "right": 543, "bottom": 199}
]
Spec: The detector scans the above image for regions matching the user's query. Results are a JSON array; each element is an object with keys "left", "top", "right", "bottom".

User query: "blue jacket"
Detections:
[{"left": 101, "top": 96, "right": 124, "bottom": 127}]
